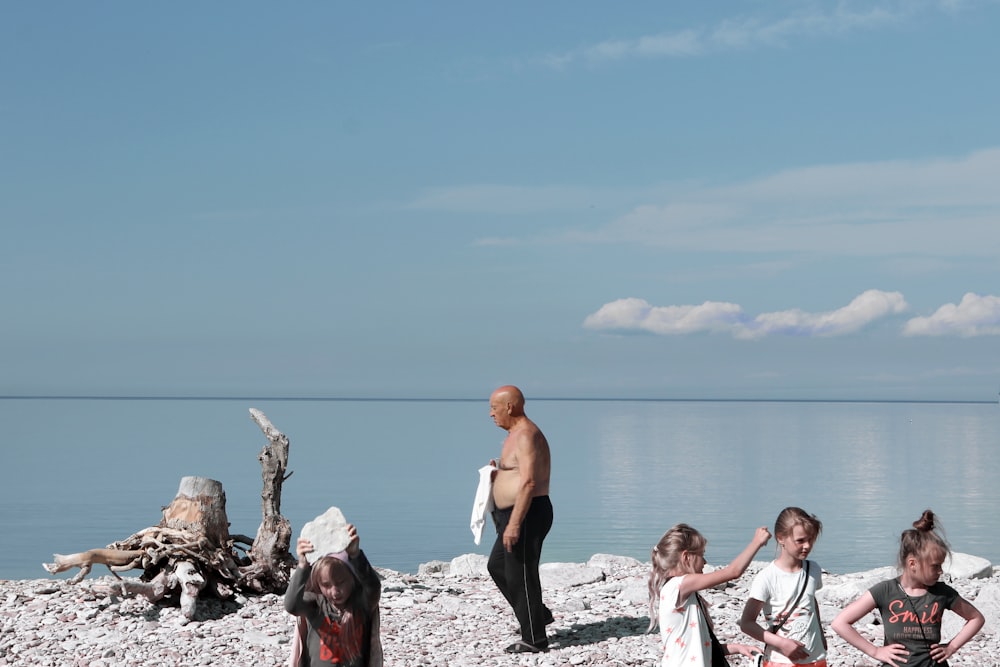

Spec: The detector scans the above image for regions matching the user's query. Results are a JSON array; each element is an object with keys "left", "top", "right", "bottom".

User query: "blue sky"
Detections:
[{"left": 3, "top": 1, "right": 999, "bottom": 400}]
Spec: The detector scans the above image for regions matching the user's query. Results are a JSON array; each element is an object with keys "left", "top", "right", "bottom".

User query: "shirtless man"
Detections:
[{"left": 487, "top": 385, "right": 553, "bottom": 654}]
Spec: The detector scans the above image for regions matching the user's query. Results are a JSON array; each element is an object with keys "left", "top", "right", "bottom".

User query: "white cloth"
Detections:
[
  {"left": 658, "top": 575, "right": 711, "bottom": 667},
  {"left": 470, "top": 464, "right": 496, "bottom": 545},
  {"left": 747, "top": 559, "right": 825, "bottom": 663}
]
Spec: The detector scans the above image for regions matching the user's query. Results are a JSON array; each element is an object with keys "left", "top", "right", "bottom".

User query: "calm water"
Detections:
[{"left": 2, "top": 398, "right": 998, "bottom": 581}]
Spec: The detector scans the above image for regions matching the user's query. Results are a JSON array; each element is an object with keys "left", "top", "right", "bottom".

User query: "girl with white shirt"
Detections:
[
  {"left": 648, "top": 523, "right": 771, "bottom": 667},
  {"left": 740, "top": 507, "right": 826, "bottom": 667}
]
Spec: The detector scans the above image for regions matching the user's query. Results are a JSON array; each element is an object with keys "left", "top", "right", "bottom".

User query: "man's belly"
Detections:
[{"left": 492, "top": 470, "right": 519, "bottom": 509}]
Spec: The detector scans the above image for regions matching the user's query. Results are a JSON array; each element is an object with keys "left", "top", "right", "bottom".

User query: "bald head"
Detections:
[
  {"left": 489, "top": 385, "right": 526, "bottom": 429},
  {"left": 491, "top": 385, "right": 525, "bottom": 409}
]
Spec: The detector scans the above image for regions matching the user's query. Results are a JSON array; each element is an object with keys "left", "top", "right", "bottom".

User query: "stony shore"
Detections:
[{"left": 2, "top": 553, "right": 998, "bottom": 666}]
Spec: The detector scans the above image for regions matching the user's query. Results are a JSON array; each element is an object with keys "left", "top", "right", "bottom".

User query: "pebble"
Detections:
[{"left": 1, "top": 555, "right": 997, "bottom": 666}]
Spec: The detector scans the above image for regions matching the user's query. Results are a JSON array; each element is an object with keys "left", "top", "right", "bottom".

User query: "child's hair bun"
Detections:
[{"left": 913, "top": 509, "right": 936, "bottom": 532}]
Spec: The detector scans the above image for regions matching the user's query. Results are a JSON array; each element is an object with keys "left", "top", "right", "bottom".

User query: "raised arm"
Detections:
[
  {"left": 675, "top": 527, "right": 771, "bottom": 601},
  {"left": 284, "top": 563, "right": 311, "bottom": 615}
]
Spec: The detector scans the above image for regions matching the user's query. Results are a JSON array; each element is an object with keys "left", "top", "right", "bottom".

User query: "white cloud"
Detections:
[
  {"left": 543, "top": 2, "right": 912, "bottom": 68},
  {"left": 585, "top": 148, "right": 1000, "bottom": 257},
  {"left": 749, "top": 290, "right": 909, "bottom": 338},
  {"left": 585, "top": 290, "right": 1000, "bottom": 339},
  {"left": 408, "top": 148, "right": 1000, "bottom": 259},
  {"left": 582, "top": 297, "right": 744, "bottom": 335},
  {"left": 903, "top": 293, "right": 1000, "bottom": 337},
  {"left": 584, "top": 289, "right": 909, "bottom": 339},
  {"left": 580, "top": 30, "right": 704, "bottom": 62}
]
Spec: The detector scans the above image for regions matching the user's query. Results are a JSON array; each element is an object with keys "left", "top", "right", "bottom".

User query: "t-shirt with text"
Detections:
[{"left": 869, "top": 577, "right": 958, "bottom": 667}]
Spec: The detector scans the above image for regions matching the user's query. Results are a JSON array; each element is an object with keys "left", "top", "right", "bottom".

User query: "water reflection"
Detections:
[
  {"left": 3, "top": 398, "right": 998, "bottom": 578},
  {"left": 543, "top": 401, "right": 1000, "bottom": 573}
]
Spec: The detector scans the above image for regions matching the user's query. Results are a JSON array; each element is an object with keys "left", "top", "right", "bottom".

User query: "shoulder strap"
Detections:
[
  {"left": 770, "top": 561, "right": 810, "bottom": 635},
  {"left": 695, "top": 595, "right": 729, "bottom": 667}
]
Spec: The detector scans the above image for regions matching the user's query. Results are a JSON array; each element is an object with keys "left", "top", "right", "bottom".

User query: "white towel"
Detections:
[{"left": 470, "top": 464, "right": 496, "bottom": 545}]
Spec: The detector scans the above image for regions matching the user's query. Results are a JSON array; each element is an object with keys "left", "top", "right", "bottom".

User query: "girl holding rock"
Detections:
[
  {"left": 739, "top": 507, "right": 827, "bottom": 667},
  {"left": 831, "top": 509, "right": 984, "bottom": 667},
  {"left": 284, "top": 524, "right": 383, "bottom": 667},
  {"left": 648, "top": 523, "right": 772, "bottom": 667}
]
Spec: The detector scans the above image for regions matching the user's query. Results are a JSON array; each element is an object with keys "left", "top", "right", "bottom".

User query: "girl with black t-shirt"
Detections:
[{"left": 831, "top": 510, "right": 984, "bottom": 667}]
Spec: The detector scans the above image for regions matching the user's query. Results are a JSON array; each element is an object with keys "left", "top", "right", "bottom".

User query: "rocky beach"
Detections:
[{"left": 2, "top": 553, "right": 998, "bottom": 666}]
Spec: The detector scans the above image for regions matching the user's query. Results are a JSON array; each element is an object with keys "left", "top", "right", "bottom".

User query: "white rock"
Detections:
[
  {"left": 946, "top": 552, "right": 993, "bottom": 579},
  {"left": 299, "top": 506, "right": 352, "bottom": 564},
  {"left": 418, "top": 560, "right": 449, "bottom": 575},
  {"left": 817, "top": 566, "right": 897, "bottom": 606},
  {"left": 588, "top": 553, "right": 645, "bottom": 569},
  {"left": 620, "top": 580, "right": 651, "bottom": 605},
  {"left": 540, "top": 562, "right": 606, "bottom": 588},
  {"left": 971, "top": 583, "right": 1000, "bottom": 636},
  {"left": 449, "top": 553, "right": 489, "bottom": 577}
]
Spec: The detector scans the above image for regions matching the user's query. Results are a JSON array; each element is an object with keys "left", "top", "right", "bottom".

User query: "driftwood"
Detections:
[
  {"left": 42, "top": 548, "right": 145, "bottom": 583},
  {"left": 43, "top": 409, "right": 297, "bottom": 619},
  {"left": 240, "top": 408, "right": 296, "bottom": 592}
]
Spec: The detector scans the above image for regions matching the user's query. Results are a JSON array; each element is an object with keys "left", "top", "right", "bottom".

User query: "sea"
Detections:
[{"left": 2, "top": 397, "right": 999, "bottom": 581}]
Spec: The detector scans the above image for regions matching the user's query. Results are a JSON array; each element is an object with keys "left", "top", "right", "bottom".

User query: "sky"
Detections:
[{"left": 2, "top": 1, "right": 999, "bottom": 401}]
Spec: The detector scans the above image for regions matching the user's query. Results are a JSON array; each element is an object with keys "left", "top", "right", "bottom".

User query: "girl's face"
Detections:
[
  {"left": 683, "top": 547, "right": 707, "bottom": 574},
  {"left": 318, "top": 566, "right": 356, "bottom": 607},
  {"left": 908, "top": 547, "right": 946, "bottom": 588},
  {"left": 779, "top": 524, "right": 815, "bottom": 562}
]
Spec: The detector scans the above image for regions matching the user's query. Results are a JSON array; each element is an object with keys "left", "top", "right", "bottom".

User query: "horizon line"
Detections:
[{"left": 0, "top": 395, "right": 996, "bottom": 405}]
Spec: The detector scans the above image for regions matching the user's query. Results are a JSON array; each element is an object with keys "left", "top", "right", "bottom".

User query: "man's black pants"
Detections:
[{"left": 487, "top": 495, "right": 553, "bottom": 646}]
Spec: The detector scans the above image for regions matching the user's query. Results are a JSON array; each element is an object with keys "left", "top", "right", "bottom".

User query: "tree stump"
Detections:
[
  {"left": 161, "top": 476, "right": 232, "bottom": 547},
  {"left": 44, "top": 476, "right": 240, "bottom": 619},
  {"left": 43, "top": 409, "right": 298, "bottom": 619},
  {"left": 158, "top": 476, "right": 240, "bottom": 606}
]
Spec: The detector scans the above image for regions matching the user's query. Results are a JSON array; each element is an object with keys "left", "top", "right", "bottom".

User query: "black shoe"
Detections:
[
  {"left": 505, "top": 640, "right": 549, "bottom": 654},
  {"left": 543, "top": 607, "right": 555, "bottom": 626}
]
